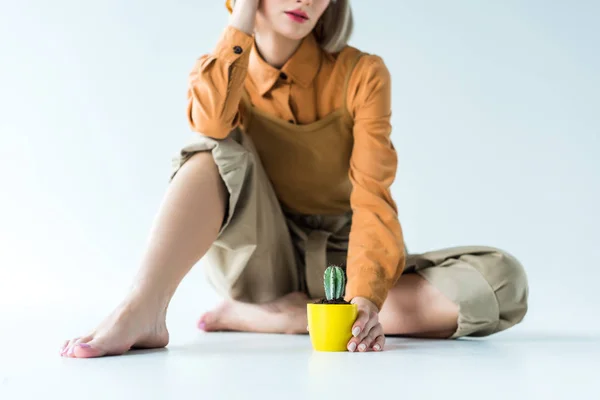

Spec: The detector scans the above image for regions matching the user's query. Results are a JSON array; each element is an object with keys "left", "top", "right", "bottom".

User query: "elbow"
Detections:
[
  {"left": 189, "top": 118, "right": 232, "bottom": 140},
  {"left": 187, "top": 105, "right": 233, "bottom": 140}
]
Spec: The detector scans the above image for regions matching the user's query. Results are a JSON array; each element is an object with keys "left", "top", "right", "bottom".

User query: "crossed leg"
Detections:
[
  {"left": 196, "top": 273, "right": 459, "bottom": 344},
  {"left": 60, "top": 147, "right": 524, "bottom": 358}
]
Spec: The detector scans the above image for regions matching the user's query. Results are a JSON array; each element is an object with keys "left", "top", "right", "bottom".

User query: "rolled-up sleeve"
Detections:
[{"left": 186, "top": 26, "right": 254, "bottom": 138}]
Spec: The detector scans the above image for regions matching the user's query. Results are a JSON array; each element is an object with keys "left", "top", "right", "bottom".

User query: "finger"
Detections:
[
  {"left": 357, "top": 311, "right": 379, "bottom": 341},
  {"left": 351, "top": 306, "right": 378, "bottom": 342},
  {"left": 348, "top": 314, "right": 377, "bottom": 352},
  {"left": 347, "top": 308, "right": 370, "bottom": 352},
  {"left": 357, "top": 334, "right": 374, "bottom": 352},
  {"left": 359, "top": 323, "right": 383, "bottom": 352},
  {"left": 351, "top": 308, "right": 371, "bottom": 338},
  {"left": 372, "top": 334, "right": 385, "bottom": 352},
  {"left": 358, "top": 323, "right": 382, "bottom": 352}
]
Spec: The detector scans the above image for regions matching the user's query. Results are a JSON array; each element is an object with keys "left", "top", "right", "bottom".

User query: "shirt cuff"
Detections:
[
  {"left": 213, "top": 25, "right": 254, "bottom": 65},
  {"left": 344, "top": 275, "right": 389, "bottom": 312}
]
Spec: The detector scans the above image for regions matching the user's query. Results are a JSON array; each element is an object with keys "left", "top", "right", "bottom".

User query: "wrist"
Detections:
[
  {"left": 229, "top": 0, "right": 258, "bottom": 35},
  {"left": 351, "top": 296, "right": 380, "bottom": 313}
]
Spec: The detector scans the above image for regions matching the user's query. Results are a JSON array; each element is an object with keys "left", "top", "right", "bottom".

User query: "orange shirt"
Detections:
[{"left": 186, "top": 26, "right": 406, "bottom": 310}]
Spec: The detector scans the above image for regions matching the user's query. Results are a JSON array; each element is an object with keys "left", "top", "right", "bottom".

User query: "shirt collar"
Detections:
[{"left": 249, "top": 33, "right": 322, "bottom": 96}]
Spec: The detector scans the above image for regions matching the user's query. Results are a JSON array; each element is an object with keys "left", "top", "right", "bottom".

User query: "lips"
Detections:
[{"left": 285, "top": 9, "right": 309, "bottom": 20}]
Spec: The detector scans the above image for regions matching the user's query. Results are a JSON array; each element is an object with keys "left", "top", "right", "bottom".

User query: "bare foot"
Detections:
[
  {"left": 197, "top": 292, "right": 310, "bottom": 335},
  {"left": 60, "top": 295, "right": 169, "bottom": 358}
]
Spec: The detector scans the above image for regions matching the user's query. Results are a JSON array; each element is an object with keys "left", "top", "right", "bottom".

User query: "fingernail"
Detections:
[
  {"left": 198, "top": 322, "right": 206, "bottom": 330},
  {"left": 348, "top": 342, "right": 357, "bottom": 352},
  {"left": 374, "top": 344, "right": 381, "bottom": 351},
  {"left": 78, "top": 343, "right": 91, "bottom": 348},
  {"left": 352, "top": 327, "right": 361, "bottom": 337},
  {"left": 68, "top": 346, "right": 75, "bottom": 356},
  {"left": 358, "top": 344, "right": 366, "bottom": 352}
]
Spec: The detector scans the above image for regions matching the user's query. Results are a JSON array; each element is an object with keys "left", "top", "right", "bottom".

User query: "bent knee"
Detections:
[
  {"left": 184, "top": 151, "right": 219, "bottom": 173},
  {"left": 178, "top": 152, "right": 225, "bottom": 189},
  {"left": 496, "top": 251, "right": 529, "bottom": 323},
  {"left": 472, "top": 250, "right": 529, "bottom": 335}
]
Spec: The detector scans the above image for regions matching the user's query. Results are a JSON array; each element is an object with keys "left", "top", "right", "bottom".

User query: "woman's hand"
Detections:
[
  {"left": 347, "top": 297, "right": 385, "bottom": 352},
  {"left": 229, "top": 0, "right": 260, "bottom": 35}
]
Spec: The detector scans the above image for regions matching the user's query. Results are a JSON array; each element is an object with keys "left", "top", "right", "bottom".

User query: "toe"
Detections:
[
  {"left": 74, "top": 336, "right": 92, "bottom": 347},
  {"left": 63, "top": 338, "right": 80, "bottom": 357},
  {"left": 60, "top": 340, "right": 69, "bottom": 355},
  {"left": 198, "top": 312, "right": 221, "bottom": 332},
  {"left": 72, "top": 342, "right": 104, "bottom": 358},
  {"left": 197, "top": 314, "right": 208, "bottom": 331},
  {"left": 65, "top": 335, "right": 96, "bottom": 357}
]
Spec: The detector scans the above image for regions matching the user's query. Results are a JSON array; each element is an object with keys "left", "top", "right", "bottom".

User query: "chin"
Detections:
[{"left": 276, "top": 25, "right": 314, "bottom": 41}]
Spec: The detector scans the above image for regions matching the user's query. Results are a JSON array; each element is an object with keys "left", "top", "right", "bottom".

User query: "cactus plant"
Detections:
[
  {"left": 308, "top": 264, "right": 357, "bottom": 351},
  {"left": 324, "top": 265, "right": 346, "bottom": 301}
]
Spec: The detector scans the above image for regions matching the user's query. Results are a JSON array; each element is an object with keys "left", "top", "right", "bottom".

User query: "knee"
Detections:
[
  {"left": 185, "top": 151, "right": 219, "bottom": 174},
  {"left": 180, "top": 152, "right": 226, "bottom": 189},
  {"left": 172, "top": 151, "right": 229, "bottom": 217},
  {"left": 486, "top": 250, "right": 529, "bottom": 331},
  {"left": 172, "top": 149, "right": 219, "bottom": 181}
]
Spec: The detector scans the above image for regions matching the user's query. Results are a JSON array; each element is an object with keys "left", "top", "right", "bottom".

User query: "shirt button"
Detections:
[
  {"left": 279, "top": 72, "right": 288, "bottom": 80},
  {"left": 233, "top": 46, "right": 243, "bottom": 54}
]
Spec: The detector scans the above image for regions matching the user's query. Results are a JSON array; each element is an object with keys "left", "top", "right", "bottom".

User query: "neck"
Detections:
[{"left": 254, "top": 29, "right": 302, "bottom": 68}]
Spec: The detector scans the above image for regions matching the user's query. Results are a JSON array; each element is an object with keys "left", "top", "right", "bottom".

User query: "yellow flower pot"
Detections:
[{"left": 307, "top": 303, "right": 358, "bottom": 352}]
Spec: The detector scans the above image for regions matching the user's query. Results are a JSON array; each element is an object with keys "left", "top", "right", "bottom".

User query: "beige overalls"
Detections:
[{"left": 171, "top": 53, "right": 529, "bottom": 339}]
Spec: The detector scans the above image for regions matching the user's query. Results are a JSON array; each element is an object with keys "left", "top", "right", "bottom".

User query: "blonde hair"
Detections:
[{"left": 226, "top": 0, "right": 353, "bottom": 53}]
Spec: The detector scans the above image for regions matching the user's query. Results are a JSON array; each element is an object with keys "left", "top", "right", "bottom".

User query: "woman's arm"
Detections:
[
  {"left": 344, "top": 55, "right": 407, "bottom": 311},
  {"left": 186, "top": 0, "right": 259, "bottom": 138}
]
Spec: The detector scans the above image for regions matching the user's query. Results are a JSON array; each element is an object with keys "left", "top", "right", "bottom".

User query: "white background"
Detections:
[{"left": 1, "top": 0, "right": 599, "bottom": 337}]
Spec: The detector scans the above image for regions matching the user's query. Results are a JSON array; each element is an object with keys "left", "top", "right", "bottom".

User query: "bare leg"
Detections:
[
  {"left": 379, "top": 273, "right": 459, "bottom": 339},
  {"left": 61, "top": 152, "right": 228, "bottom": 358},
  {"left": 198, "top": 292, "right": 311, "bottom": 335}
]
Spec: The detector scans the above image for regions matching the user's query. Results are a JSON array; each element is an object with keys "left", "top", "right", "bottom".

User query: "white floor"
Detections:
[{"left": 2, "top": 310, "right": 599, "bottom": 400}]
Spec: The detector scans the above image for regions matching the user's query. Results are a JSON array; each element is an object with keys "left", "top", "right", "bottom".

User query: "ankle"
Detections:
[{"left": 124, "top": 286, "right": 170, "bottom": 315}]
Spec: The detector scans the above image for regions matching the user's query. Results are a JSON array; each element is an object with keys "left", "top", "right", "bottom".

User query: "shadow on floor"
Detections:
[{"left": 132, "top": 330, "right": 600, "bottom": 358}]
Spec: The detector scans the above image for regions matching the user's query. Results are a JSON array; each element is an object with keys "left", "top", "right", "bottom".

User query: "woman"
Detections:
[{"left": 60, "top": 0, "right": 528, "bottom": 358}]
